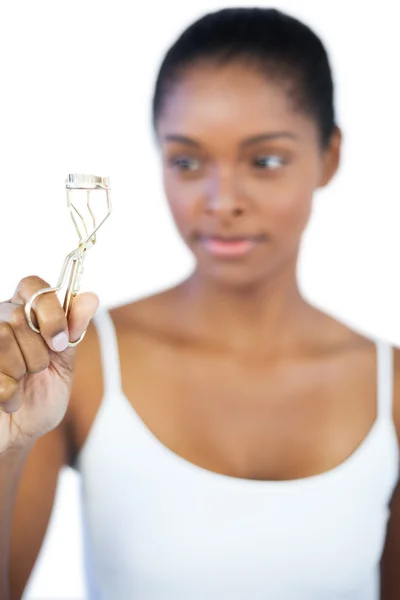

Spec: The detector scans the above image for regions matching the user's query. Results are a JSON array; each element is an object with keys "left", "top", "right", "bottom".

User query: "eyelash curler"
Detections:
[{"left": 24, "top": 174, "right": 111, "bottom": 347}]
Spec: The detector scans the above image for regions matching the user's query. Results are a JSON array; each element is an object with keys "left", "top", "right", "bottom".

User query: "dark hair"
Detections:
[{"left": 152, "top": 7, "right": 337, "bottom": 149}]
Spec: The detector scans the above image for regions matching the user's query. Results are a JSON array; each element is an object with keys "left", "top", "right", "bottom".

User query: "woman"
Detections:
[{"left": 1, "top": 7, "right": 399, "bottom": 600}]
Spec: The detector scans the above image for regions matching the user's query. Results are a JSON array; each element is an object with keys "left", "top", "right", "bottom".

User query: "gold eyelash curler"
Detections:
[{"left": 24, "top": 174, "right": 111, "bottom": 347}]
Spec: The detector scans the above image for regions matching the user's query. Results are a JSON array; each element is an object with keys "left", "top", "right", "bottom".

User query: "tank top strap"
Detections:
[
  {"left": 92, "top": 307, "right": 122, "bottom": 395},
  {"left": 376, "top": 340, "right": 394, "bottom": 420}
]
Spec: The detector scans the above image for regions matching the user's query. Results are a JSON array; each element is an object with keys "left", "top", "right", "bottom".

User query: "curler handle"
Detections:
[
  {"left": 62, "top": 251, "right": 86, "bottom": 320},
  {"left": 63, "top": 257, "right": 79, "bottom": 320}
]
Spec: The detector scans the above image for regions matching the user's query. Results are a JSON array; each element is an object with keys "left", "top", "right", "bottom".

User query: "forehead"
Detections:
[{"left": 157, "top": 63, "right": 313, "bottom": 143}]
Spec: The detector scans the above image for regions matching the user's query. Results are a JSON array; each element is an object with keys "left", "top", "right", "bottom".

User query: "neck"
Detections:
[{"left": 177, "top": 259, "right": 313, "bottom": 355}]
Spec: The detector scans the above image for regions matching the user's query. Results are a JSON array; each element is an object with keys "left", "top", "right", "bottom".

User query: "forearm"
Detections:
[{"left": 0, "top": 444, "right": 33, "bottom": 600}]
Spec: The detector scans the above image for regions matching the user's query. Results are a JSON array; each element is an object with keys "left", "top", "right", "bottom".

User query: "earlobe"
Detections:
[{"left": 318, "top": 126, "right": 342, "bottom": 188}]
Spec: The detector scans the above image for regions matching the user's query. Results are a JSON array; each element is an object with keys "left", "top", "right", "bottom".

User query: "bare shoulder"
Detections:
[
  {"left": 68, "top": 288, "right": 175, "bottom": 401},
  {"left": 64, "top": 287, "right": 180, "bottom": 460},
  {"left": 110, "top": 286, "right": 182, "bottom": 330},
  {"left": 110, "top": 285, "right": 196, "bottom": 353},
  {"left": 311, "top": 306, "right": 400, "bottom": 445}
]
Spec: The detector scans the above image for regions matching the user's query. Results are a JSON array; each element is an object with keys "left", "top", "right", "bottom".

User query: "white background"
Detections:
[{"left": 0, "top": 0, "right": 399, "bottom": 597}]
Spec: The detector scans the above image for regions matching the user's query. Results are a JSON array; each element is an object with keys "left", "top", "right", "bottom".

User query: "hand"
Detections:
[{"left": 0, "top": 276, "right": 98, "bottom": 453}]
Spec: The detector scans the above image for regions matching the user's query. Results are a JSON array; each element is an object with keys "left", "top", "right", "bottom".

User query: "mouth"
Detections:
[{"left": 197, "top": 234, "right": 265, "bottom": 258}]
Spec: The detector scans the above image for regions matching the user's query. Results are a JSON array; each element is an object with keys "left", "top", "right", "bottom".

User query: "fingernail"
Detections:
[{"left": 51, "top": 332, "right": 69, "bottom": 352}]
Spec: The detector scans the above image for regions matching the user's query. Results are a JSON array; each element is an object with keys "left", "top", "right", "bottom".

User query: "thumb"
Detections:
[{"left": 67, "top": 292, "right": 100, "bottom": 343}]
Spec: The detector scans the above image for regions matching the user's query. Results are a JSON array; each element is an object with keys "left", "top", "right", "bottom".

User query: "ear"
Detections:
[{"left": 317, "top": 126, "right": 342, "bottom": 188}]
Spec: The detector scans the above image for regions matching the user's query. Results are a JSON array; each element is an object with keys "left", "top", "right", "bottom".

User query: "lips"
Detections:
[{"left": 198, "top": 234, "right": 264, "bottom": 258}]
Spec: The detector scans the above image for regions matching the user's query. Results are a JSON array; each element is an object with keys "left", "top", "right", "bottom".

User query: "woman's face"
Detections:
[{"left": 156, "top": 62, "right": 341, "bottom": 289}]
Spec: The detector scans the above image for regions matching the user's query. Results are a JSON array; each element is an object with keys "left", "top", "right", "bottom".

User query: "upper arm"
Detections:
[
  {"left": 380, "top": 348, "right": 400, "bottom": 598},
  {"left": 9, "top": 424, "right": 67, "bottom": 600}
]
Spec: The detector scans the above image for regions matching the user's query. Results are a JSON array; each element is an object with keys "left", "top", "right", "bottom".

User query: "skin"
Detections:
[{"left": 6, "top": 62, "right": 400, "bottom": 598}]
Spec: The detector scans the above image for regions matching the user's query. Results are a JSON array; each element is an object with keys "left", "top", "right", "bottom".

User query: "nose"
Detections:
[{"left": 204, "top": 167, "right": 245, "bottom": 217}]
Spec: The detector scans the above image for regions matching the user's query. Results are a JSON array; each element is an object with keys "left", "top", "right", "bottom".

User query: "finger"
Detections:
[
  {"left": 0, "top": 320, "right": 27, "bottom": 380},
  {"left": 0, "top": 372, "right": 20, "bottom": 412},
  {"left": 67, "top": 292, "right": 99, "bottom": 343},
  {"left": 12, "top": 275, "right": 50, "bottom": 305},
  {"left": 0, "top": 303, "right": 50, "bottom": 374},
  {"left": 12, "top": 276, "right": 69, "bottom": 353}
]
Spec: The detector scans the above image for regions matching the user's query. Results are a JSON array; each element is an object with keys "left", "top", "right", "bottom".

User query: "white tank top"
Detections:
[{"left": 76, "top": 309, "right": 399, "bottom": 600}]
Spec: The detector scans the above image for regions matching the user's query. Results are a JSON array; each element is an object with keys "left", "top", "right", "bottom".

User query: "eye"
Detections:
[
  {"left": 169, "top": 156, "right": 201, "bottom": 171},
  {"left": 252, "top": 155, "right": 285, "bottom": 170}
]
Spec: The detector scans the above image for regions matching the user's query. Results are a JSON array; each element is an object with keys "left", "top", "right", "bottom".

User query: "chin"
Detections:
[{"left": 195, "top": 262, "right": 273, "bottom": 293}]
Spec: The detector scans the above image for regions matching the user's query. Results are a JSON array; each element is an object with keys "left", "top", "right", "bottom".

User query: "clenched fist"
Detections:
[{"left": 0, "top": 276, "right": 98, "bottom": 453}]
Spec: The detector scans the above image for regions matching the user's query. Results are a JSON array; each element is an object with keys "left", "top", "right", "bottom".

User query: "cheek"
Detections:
[
  {"left": 245, "top": 166, "right": 317, "bottom": 238},
  {"left": 163, "top": 171, "right": 201, "bottom": 235},
  {"left": 169, "top": 201, "right": 193, "bottom": 236},
  {"left": 272, "top": 186, "right": 313, "bottom": 236},
  {"left": 242, "top": 179, "right": 312, "bottom": 238}
]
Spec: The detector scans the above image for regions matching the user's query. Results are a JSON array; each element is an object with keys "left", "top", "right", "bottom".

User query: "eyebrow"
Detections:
[{"left": 163, "top": 132, "right": 299, "bottom": 147}]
